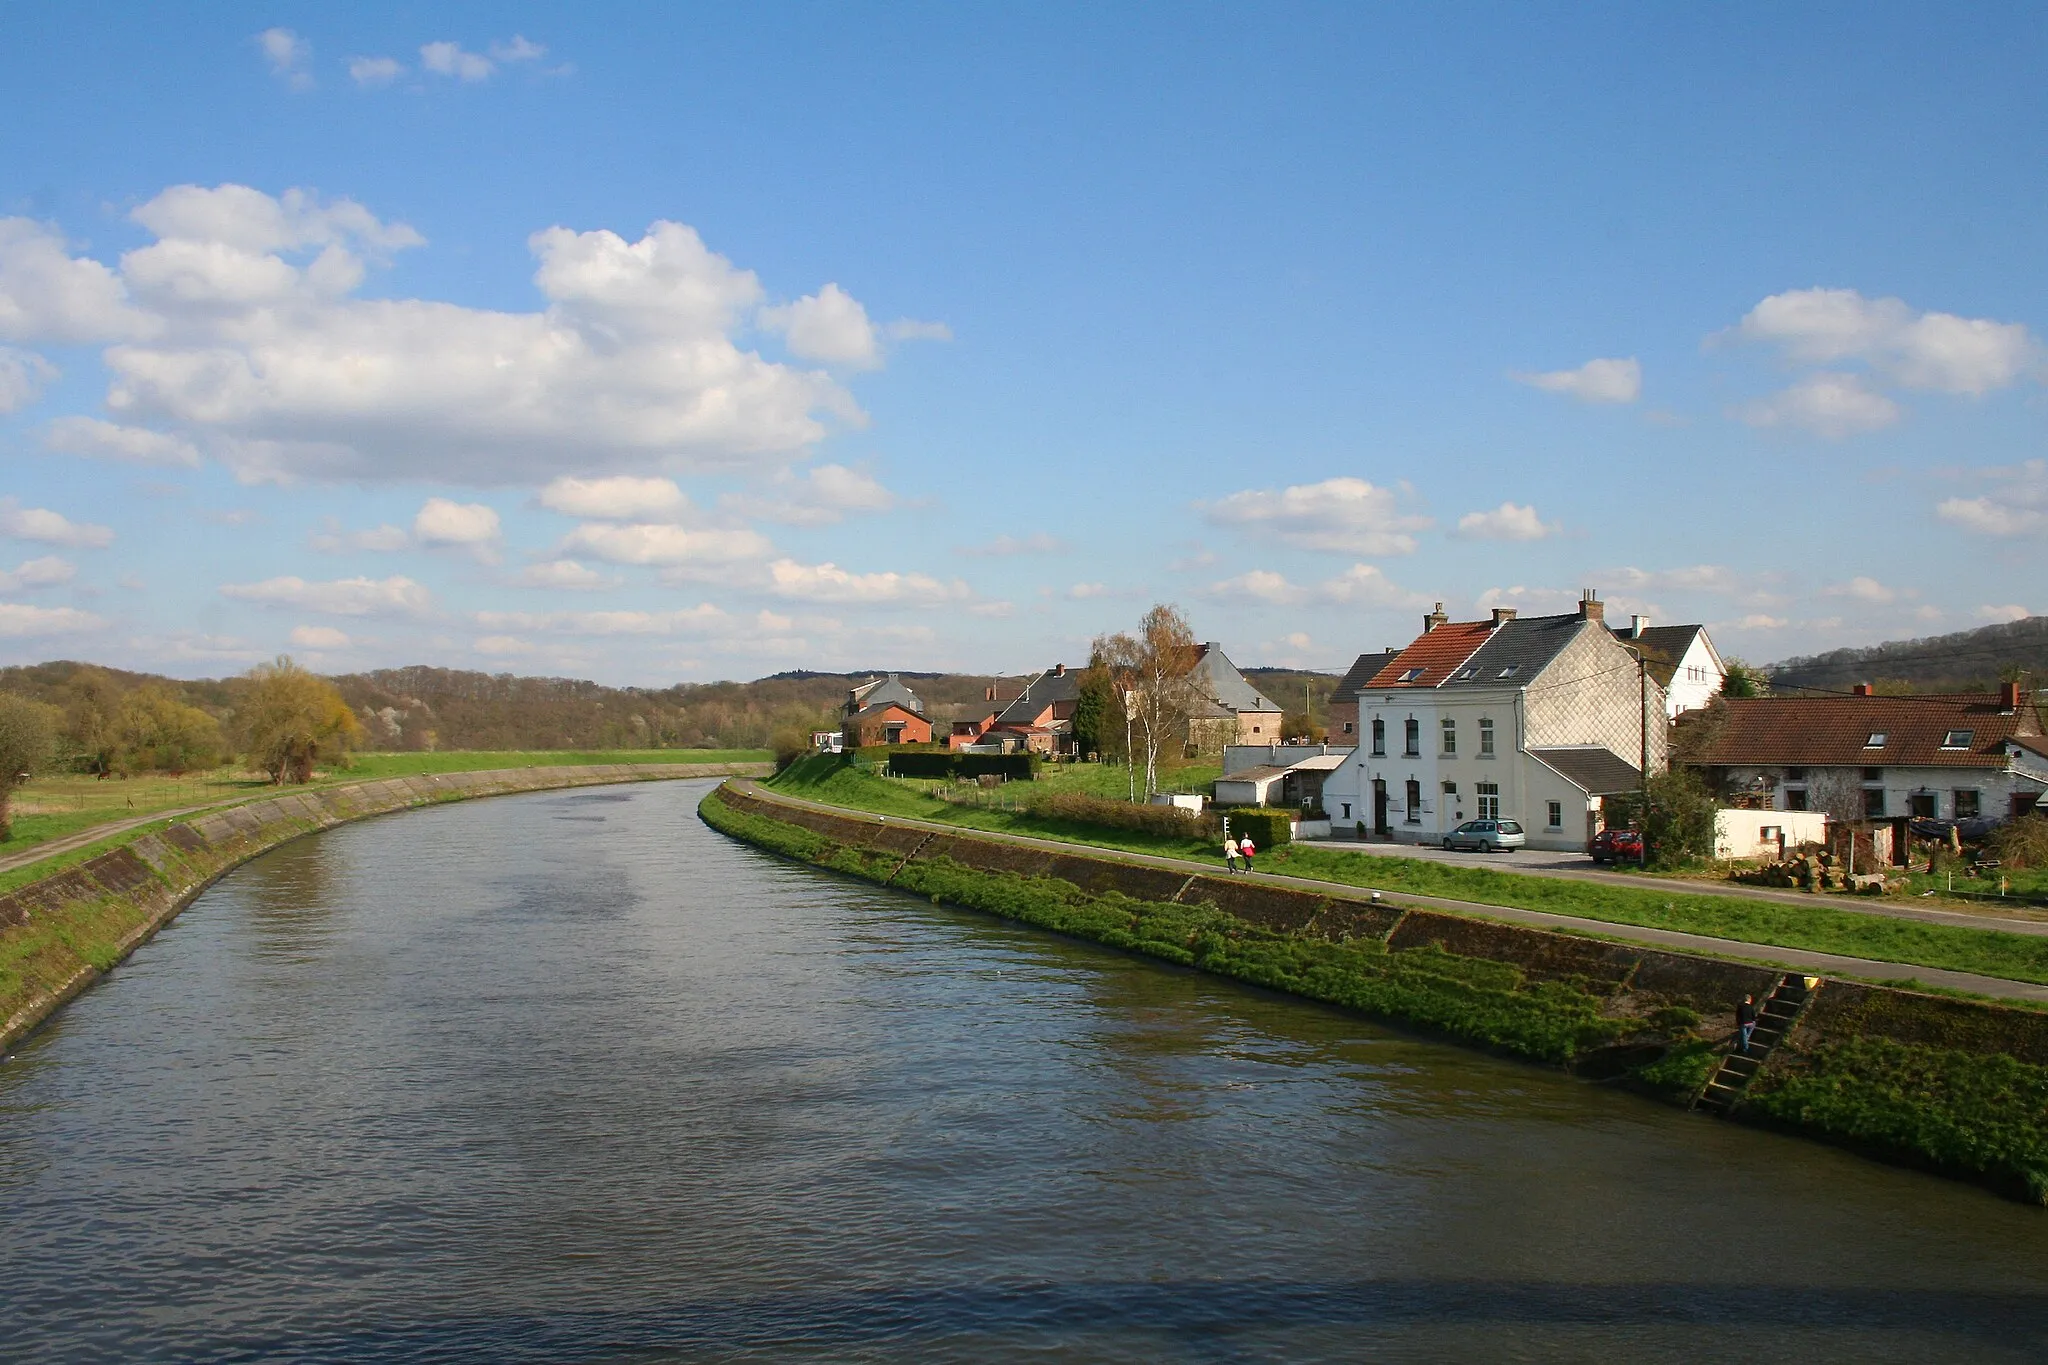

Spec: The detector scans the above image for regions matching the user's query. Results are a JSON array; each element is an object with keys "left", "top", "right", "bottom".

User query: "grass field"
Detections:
[
  {"left": 765, "top": 756, "right": 2048, "bottom": 987},
  {"left": 2, "top": 749, "right": 770, "bottom": 860}
]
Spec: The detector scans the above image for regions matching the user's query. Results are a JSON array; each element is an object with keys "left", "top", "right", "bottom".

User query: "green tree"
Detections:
[
  {"left": 0, "top": 692, "right": 59, "bottom": 839},
  {"left": 1606, "top": 768, "right": 1719, "bottom": 868},
  {"left": 1720, "top": 660, "right": 1771, "bottom": 699},
  {"left": 1071, "top": 661, "right": 1113, "bottom": 759},
  {"left": 238, "top": 657, "right": 363, "bottom": 784},
  {"left": 62, "top": 665, "right": 125, "bottom": 776},
  {"left": 115, "top": 686, "right": 226, "bottom": 773}
]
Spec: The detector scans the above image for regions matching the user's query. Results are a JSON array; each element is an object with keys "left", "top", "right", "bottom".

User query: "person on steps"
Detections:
[
  {"left": 1736, "top": 994, "right": 1759, "bottom": 1054},
  {"left": 1223, "top": 834, "right": 1241, "bottom": 874},
  {"left": 1240, "top": 834, "right": 1257, "bottom": 874}
]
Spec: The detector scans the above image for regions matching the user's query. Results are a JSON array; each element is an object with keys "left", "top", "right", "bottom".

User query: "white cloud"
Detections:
[
  {"left": 758, "top": 283, "right": 881, "bottom": 368},
  {"left": 1202, "top": 477, "right": 1432, "bottom": 555},
  {"left": 513, "top": 559, "right": 616, "bottom": 590},
  {"left": 1732, "top": 288, "right": 2039, "bottom": 396},
  {"left": 1207, "top": 563, "right": 1427, "bottom": 609},
  {"left": 721, "top": 464, "right": 895, "bottom": 526},
  {"left": 4, "top": 186, "right": 875, "bottom": 485},
  {"left": 1510, "top": 356, "right": 1641, "bottom": 404},
  {"left": 1208, "top": 569, "right": 1304, "bottom": 605},
  {"left": 1726, "top": 614, "right": 1790, "bottom": 630},
  {"left": 1937, "top": 460, "right": 2048, "bottom": 538},
  {"left": 0, "top": 603, "right": 103, "bottom": 637},
  {"left": 0, "top": 347, "right": 56, "bottom": 413},
  {"left": 1067, "top": 583, "right": 1121, "bottom": 599},
  {"left": 420, "top": 41, "right": 493, "bottom": 81},
  {"left": 560, "top": 522, "right": 772, "bottom": 566},
  {"left": 1824, "top": 576, "right": 1898, "bottom": 605},
  {"left": 289, "top": 624, "right": 351, "bottom": 649},
  {"left": 765, "top": 558, "right": 970, "bottom": 605},
  {"left": 0, "top": 556, "right": 74, "bottom": 591},
  {"left": 538, "top": 475, "right": 691, "bottom": 521},
  {"left": 474, "top": 604, "right": 736, "bottom": 636},
  {"left": 413, "top": 497, "right": 501, "bottom": 558},
  {"left": 0, "top": 497, "right": 113, "bottom": 548},
  {"left": 310, "top": 521, "right": 411, "bottom": 553},
  {"left": 1976, "top": 604, "right": 2033, "bottom": 623},
  {"left": 474, "top": 634, "right": 537, "bottom": 656},
  {"left": 886, "top": 319, "right": 953, "bottom": 342},
  {"left": 44, "top": 416, "right": 201, "bottom": 467},
  {"left": 257, "top": 28, "right": 313, "bottom": 89},
  {"left": 955, "top": 532, "right": 1066, "bottom": 558},
  {"left": 1736, "top": 373, "right": 1901, "bottom": 438},
  {"left": 348, "top": 56, "right": 404, "bottom": 87},
  {"left": 1604, "top": 564, "right": 1745, "bottom": 596},
  {"left": 220, "top": 574, "right": 431, "bottom": 617},
  {"left": 489, "top": 35, "right": 547, "bottom": 63},
  {"left": 1453, "top": 501, "right": 1559, "bottom": 541},
  {"left": 1474, "top": 584, "right": 1584, "bottom": 615}
]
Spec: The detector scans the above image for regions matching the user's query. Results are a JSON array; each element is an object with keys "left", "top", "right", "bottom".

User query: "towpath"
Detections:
[{"left": 730, "top": 779, "right": 2048, "bottom": 1005}]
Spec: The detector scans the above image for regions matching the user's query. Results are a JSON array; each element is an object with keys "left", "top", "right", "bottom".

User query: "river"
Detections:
[{"left": 1, "top": 779, "right": 2042, "bottom": 1361}]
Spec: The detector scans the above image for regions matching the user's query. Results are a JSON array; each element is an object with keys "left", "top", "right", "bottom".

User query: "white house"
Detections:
[
  {"left": 1321, "top": 593, "right": 1667, "bottom": 852},
  {"left": 1611, "top": 617, "right": 1725, "bottom": 718}
]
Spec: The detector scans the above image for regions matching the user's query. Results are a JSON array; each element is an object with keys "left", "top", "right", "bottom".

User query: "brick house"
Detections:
[{"left": 840, "top": 673, "right": 933, "bottom": 748}]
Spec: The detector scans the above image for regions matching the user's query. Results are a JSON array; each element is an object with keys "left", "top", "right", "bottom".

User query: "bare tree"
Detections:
[
  {"left": 1129, "top": 604, "right": 1200, "bottom": 798},
  {"left": 1091, "top": 630, "right": 1141, "bottom": 800}
]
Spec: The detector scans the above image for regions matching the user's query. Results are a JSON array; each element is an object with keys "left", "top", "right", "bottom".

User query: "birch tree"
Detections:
[{"left": 1130, "top": 604, "right": 1200, "bottom": 798}]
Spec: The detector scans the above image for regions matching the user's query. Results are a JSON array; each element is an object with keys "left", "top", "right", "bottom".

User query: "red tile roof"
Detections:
[
  {"left": 1684, "top": 694, "right": 2041, "bottom": 769},
  {"left": 1364, "top": 622, "right": 1494, "bottom": 688}
]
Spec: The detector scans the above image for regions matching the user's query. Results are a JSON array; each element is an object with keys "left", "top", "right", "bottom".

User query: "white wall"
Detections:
[
  {"left": 1722, "top": 763, "right": 2044, "bottom": 821},
  {"left": 1662, "top": 634, "right": 1725, "bottom": 717},
  {"left": 1714, "top": 808, "right": 1828, "bottom": 858}
]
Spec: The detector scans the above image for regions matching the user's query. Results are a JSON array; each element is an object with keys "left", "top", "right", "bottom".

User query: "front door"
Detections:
[{"left": 1373, "top": 779, "right": 1390, "bottom": 836}]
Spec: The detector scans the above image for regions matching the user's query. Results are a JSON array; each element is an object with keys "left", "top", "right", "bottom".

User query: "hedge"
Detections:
[
  {"left": 883, "top": 750, "right": 1037, "bottom": 780},
  {"left": 1220, "top": 807, "right": 1293, "bottom": 848}
]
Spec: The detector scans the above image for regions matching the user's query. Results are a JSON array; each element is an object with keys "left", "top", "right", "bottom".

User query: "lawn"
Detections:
[{"left": 764, "top": 757, "right": 2048, "bottom": 988}]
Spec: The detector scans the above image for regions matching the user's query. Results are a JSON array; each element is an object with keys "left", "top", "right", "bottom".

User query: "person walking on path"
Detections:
[
  {"left": 1223, "top": 835, "right": 1241, "bottom": 874},
  {"left": 1736, "top": 994, "right": 1759, "bottom": 1054},
  {"left": 1240, "top": 834, "right": 1257, "bottom": 874}
]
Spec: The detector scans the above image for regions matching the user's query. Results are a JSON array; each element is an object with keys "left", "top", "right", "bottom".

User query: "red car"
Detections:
[{"left": 1588, "top": 827, "right": 1644, "bottom": 864}]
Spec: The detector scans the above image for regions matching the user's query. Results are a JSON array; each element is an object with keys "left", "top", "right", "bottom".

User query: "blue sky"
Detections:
[{"left": 2, "top": 5, "right": 2045, "bottom": 683}]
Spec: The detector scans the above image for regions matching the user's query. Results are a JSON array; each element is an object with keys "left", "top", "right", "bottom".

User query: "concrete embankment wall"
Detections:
[
  {"left": 0, "top": 763, "right": 765, "bottom": 1051},
  {"left": 711, "top": 782, "right": 2048, "bottom": 1203}
]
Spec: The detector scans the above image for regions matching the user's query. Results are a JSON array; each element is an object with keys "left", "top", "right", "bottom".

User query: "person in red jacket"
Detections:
[{"left": 1239, "top": 834, "right": 1257, "bottom": 874}]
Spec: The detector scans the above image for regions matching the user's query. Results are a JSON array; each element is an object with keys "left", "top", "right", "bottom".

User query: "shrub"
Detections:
[
  {"left": 1987, "top": 815, "right": 2048, "bottom": 871},
  {"left": 884, "top": 750, "right": 1036, "bottom": 781},
  {"left": 770, "top": 727, "right": 811, "bottom": 771},
  {"left": 1221, "top": 807, "right": 1293, "bottom": 848},
  {"left": 1605, "top": 768, "right": 1717, "bottom": 868},
  {"left": 1026, "top": 788, "right": 1216, "bottom": 840}
]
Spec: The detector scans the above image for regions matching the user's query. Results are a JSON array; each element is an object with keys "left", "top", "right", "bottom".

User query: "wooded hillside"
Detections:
[{"left": 1767, "top": 616, "right": 2048, "bottom": 693}]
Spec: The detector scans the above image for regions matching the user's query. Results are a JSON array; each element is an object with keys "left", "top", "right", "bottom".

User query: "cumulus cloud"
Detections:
[
  {"left": 474, "top": 604, "right": 738, "bottom": 636},
  {"left": 955, "top": 532, "right": 1066, "bottom": 557},
  {"left": 1453, "top": 501, "right": 1559, "bottom": 541},
  {"left": 44, "top": 416, "right": 201, "bottom": 467},
  {"left": 1736, "top": 372, "right": 1902, "bottom": 438},
  {"left": 1977, "top": 604, "right": 2033, "bottom": 623},
  {"left": 1474, "top": 585, "right": 1585, "bottom": 615},
  {"left": 0, "top": 347, "right": 56, "bottom": 413},
  {"left": 765, "top": 559, "right": 970, "bottom": 606},
  {"left": 257, "top": 27, "right": 313, "bottom": 89},
  {"left": 887, "top": 319, "right": 953, "bottom": 342},
  {"left": 538, "top": 475, "right": 691, "bottom": 522},
  {"left": 489, "top": 35, "right": 547, "bottom": 63},
  {"left": 0, "top": 556, "right": 74, "bottom": 591},
  {"left": 1824, "top": 576, "right": 1900, "bottom": 605},
  {"left": 0, "top": 497, "right": 113, "bottom": 548},
  {"left": 1202, "top": 477, "right": 1432, "bottom": 555},
  {"left": 289, "top": 624, "right": 351, "bottom": 649},
  {"left": 412, "top": 497, "right": 501, "bottom": 556},
  {"left": 309, "top": 521, "right": 411, "bottom": 553},
  {"left": 0, "top": 186, "right": 878, "bottom": 485},
  {"left": 759, "top": 283, "right": 880, "bottom": 368},
  {"left": 1732, "top": 287, "right": 2039, "bottom": 395},
  {"left": 560, "top": 522, "right": 772, "bottom": 566},
  {"left": 420, "top": 41, "right": 494, "bottom": 81},
  {"left": 513, "top": 559, "right": 617, "bottom": 590},
  {"left": 0, "top": 603, "right": 103, "bottom": 637},
  {"left": 348, "top": 56, "right": 404, "bottom": 86},
  {"left": 1937, "top": 459, "right": 2048, "bottom": 538},
  {"left": 1603, "top": 564, "right": 1746, "bottom": 596},
  {"left": 721, "top": 464, "right": 895, "bottom": 526},
  {"left": 1510, "top": 357, "right": 1641, "bottom": 404},
  {"left": 220, "top": 574, "right": 431, "bottom": 616},
  {"left": 1207, "top": 563, "right": 1427, "bottom": 609}
]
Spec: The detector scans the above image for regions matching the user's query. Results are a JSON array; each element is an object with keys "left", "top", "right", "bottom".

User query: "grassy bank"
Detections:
[
  {"left": 766, "top": 756, "right": 2048, "bottom": 988},
  {"left": 702, "top": 785, "right": 1694, "bottom": 1081}
]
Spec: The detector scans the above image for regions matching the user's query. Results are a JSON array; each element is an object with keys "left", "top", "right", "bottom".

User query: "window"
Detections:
[
  {"left": 1909, "top": 791, "right": 1937, "bottom": 819},
  {"left": 1942, "top": 729, "right": 1974, "bottom": 749},
  {"left": 1546, "top": 800, "right": 1562, "bottom": 830},
  {"left": 1955, "top": 789, "right": 1981, "bottom": 819},
  {"left": 1785, "top": 767, "right": 1806, "bottom": 782},
  {"left": 1442, "top": 780, "right": 1458, "bottom": 795},
  {"left": 1784, "top": 788, "right": 1809, "bottom": 811},
  {"left": 1456, "top": 666, "right": 1478, "bottom": 680},
  {"left": 1864, "top": 732, "right": 1888, "bottom": 749},
  {"left": 1477, "top": 781, "right": 1500, "bottom": 819},
  {"left": 1399, "top": 667, "right": 1425, "bottom": 682},
  {"left": 1405, "top": 778, "right": 1423, "bottom": 824},
  {"left": 1863, "top": 787, "right": 1887, "bottom": 818},
  {"left": 1497, "top": 664, "right": 1520, "bottom": 679},
  {"left": 1479, "top": 718, "right": 1496, "bottom": 756},
  {"left": 1441, "top": 718, "right": 1457, "bottom": 756},
  {"left": 1403, "top": 718, "right": 1420, "bottom": 757},
  {"left": 1340, "top": 802, "right": 1352, "bottom": 819},
  {"left": 1862, "top": 767, "right": 1883, "bottom": 782},
  {"left": 1371, "top": 718, "right": 1385, "bottom": 756},
  {"left": 1342, "top": 721, "right": 1354, "bottom": 734},
  {"left": 1251, "top": 725, "right": 1261, "bottom": 734},
  {"left": 1498, "top": 820, "right": 1522, "bottom": 835}
]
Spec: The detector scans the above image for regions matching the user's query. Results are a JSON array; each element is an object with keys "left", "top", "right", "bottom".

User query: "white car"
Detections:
[{"left": 1442, "top": 819, "right": 1526, "bottom": 852}]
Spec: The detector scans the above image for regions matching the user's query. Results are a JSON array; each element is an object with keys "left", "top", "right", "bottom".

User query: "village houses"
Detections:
[{"left": 838, "top": 673, "right": 932, "bottom": 749}]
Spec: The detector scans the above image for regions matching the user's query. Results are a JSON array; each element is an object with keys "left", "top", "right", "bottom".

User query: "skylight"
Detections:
[
  {"left": 1864, "top": 732, "right": 1888, "bottom": 748},
  {"left": 1399, "top": 667, "right": 1424, "bottom": 682},
  {"left": 1942, "top": 729, "right": 1974, "bottom": 749},
  {"left": 1456, "top": 666, "right": 1478, "bottom": 679},
  {"left": 1497, "top": 664, "right": 1521, "bottom": 678}
]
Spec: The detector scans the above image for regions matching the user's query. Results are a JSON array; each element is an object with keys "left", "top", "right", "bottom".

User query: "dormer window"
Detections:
[
  {"left": 1399, "top": 667, "right": 1424, "bottom": 682},
  {"left": 1497, "top": 664, "right": 1520, "bottom": 679},
  {"left": 1864, "top": 732, "right": 1888, "bottom": 748},
  {"left": 1941, "top": 729, "right": 1974, "bottom": 749}
]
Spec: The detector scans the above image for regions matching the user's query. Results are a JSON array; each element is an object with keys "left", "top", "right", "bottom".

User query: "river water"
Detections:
[{"left": 1, "top": 779, "right": 2043, "bottom": 1362}]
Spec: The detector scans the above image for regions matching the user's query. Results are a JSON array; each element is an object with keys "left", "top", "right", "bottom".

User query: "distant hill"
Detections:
[{"left": 1767, "top": 616, "right": 2048, "bottom": 694}]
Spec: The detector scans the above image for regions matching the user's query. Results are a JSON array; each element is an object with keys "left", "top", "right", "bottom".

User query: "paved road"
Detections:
[{"left": 733, "top": 780, "right": 2048, "bottom": 1004}]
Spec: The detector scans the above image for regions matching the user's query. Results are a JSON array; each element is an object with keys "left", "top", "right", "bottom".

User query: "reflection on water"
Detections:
[{"left": 1, "top": 779, "right": 2042, "bottom": 1362}]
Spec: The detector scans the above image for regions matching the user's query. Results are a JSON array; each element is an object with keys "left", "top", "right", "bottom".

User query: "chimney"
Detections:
[
  {"left": 1490, "top": 607, "right": 1517, "bottom": 628},
  {"left": 1423, "top": 602, "right": 1449, "bottom": 633},
  {"left": 1630, "top": 614, "right": 1650, "bottom": 639},
  {"left": 2001, "top": 681, "right": 2021, "bottom": 711},
  {"left": 1852, "top": 682, "right": 1873, "bottom": 696},
  {"left": 1577, "top": 588, "right": 1605, "bottom": 625},
  {"left": 1054, "top": 662, "right": 1066, "bottom": 677}
]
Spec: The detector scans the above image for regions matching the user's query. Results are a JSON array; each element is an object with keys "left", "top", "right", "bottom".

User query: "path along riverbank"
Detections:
[
  {"left": 0, "top": 763, "right": 767, "bottom": 1052},
  {"left": 705, "top": 779, "right": 2048, "bottom": 1206}
]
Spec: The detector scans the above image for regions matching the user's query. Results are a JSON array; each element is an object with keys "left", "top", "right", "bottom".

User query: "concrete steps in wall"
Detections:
[{"left": 1695, "top": 974, "right": 1818, "bottom": 1115}]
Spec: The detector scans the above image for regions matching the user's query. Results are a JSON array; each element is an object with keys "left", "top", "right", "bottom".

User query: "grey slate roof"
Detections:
[
  {"left": 848, "top": 673, "right": 924, "bottom": 716},
  {"left": 997, "top": 667, "right": 1081, "bottom": 724},
  {"left": 1192, "top": 643, "right": 1279, "bottom": 713},
  {"left": 1529, "top": 746, "right": 1643, "bottom": 795},
  {"left": 1436, "top": 613, "right": 1592, "bottom": 688},
  {"left": 1610, "top": 623, "right": 1712, "bottom": 688},
  {"left": 1335, "top": 650, "right": 1400, "bottom": 699}
]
